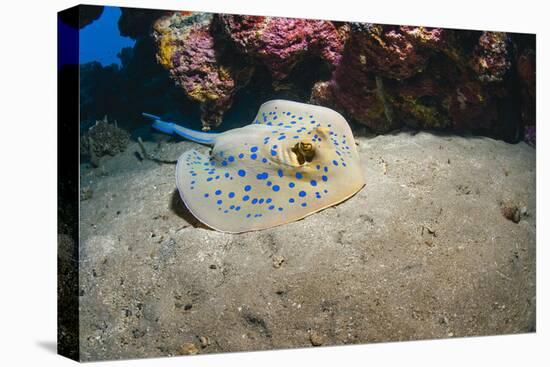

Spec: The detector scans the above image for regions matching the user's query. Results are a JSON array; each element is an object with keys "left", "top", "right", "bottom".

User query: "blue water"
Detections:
[{"left": 79, "top": 7, "right": 135, "bottom": 66}]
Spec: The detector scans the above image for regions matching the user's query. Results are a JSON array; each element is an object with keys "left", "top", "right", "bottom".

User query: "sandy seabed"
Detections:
[{"left": 77, "top": 131, "right": 535, "bottom": 361}]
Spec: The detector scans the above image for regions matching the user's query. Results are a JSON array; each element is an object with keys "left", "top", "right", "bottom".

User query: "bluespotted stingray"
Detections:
[{"left": 143, "top": 100, "right": 365, "bottom": 233}]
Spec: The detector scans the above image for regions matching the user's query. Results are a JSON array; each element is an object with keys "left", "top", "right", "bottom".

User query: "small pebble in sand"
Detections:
[
  {"left": 198, "top": 336, "right": 210, "bottom": 348},
  {"left": 309, "top": 331, "right": 324, "bottom": 346},
  {"left": 80, "top": 187, "right": 94, "bottom": 201},
  {"left": 501, "top": 204, "right": 521, "bottom": 223},
  {"left": 179, "top": 342, "right": 199, "bottom": 355},
  {"left": 272, "top": 255, "right": 285, "bottom": 268}
]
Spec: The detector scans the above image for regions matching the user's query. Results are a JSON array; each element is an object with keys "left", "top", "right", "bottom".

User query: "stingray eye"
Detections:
[
  {"left": 292, "top": 141, "right": 315, "bottom": 165},
  {"left": 300, "top": 142, "right": 313, "bottom": 152}
]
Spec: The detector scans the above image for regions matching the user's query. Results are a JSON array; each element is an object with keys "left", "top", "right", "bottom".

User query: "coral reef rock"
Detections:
[
  {"left": 472, "top": 32, "right": 511, "bottom": 82},
  {"left": 311, "top": 26, "right": 530, "bottom": 142},
  {"left": 81, "top": 117, "right": 131, "bottom": 167},
  {"left": 153, "top": 12, "right": 254, "bottom": 130},
  {"left": 76, "top": 10, "right": 536, "bottom": 143},
  {"left": 215, "top": 15, "right": 349, "bottom": 80}
]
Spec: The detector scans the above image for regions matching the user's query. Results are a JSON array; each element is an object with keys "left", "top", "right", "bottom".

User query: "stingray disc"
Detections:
[{"left": 176, "top": 100, "right": 365, "bottom": 233}]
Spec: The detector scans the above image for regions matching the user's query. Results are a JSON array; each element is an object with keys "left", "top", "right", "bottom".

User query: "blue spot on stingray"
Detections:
[
  {"left": 316, "top": 164, "right": 321, "bottom": 170},
  {"left": 250, "top": 146, "right": 258, "bottom": 153},
  {"left": 272, "top": 185, "right": 280, "bottom": 192},
  {"left": 244, "top": 185, "right": 251, "bottom": 192},
  {"left": 289, "top": 198, "right": 295, "bottom": 203},
  {"left": 228, "top": 156, "right": 235, "bottom": 162},
  {"left": 266, "top": 198, "right": 272, "bottom": 203},
  {"left": 243, "top": 195, "right": 250, "bottom": 201},
  {"left": 289, "top": 182, "right": 295, "bottom": 188},
  {"left": 301, "top": 203, "right": 307, "bottom": 207},
  {"left": 267, "top": 181, "right": 272, "bottom": 186},
  {"left": 270, "top": 150, "right": 277, "bottom": 156},
  {"left": 238, "top": 169, "right": 246, "bottom": 177},
  {"left": 228, "top": 192, "right": 235, "bottom": 198},
  {"left": 230, "top": 205, "right": 235, "bottom": 209},
  {"left": 215, "top": 190, "right": 222, "bottom": 195},
  {"left": 324, "top": 167, "right": 329, "bottom": 173},
  {"left": 324, "top": 189, "right": 328, "bottom": 193},
  {"left": 252, "top": 198, "right": 258, "bottom": 204},
  {"left": 215, "top": 175, "right": 220, "bottom": 180},
  {"left": 310, "top": 180, "right": 317, "bottom": 187},
  {"left": 296, "top": 172, "right": 303, "bottom": 179},
  {"left": 207, "top": 177, "right": 213, "bottom": 182},
  {"left": 277, "top": 169, "right": 283, "bottom": 177},
  {"left": 246, "top": 214, "right": 251, "bottom": 218},
  {"left": 278, "top": 207, "right": 283, "bottom": 211},
  {"left": 322, "top": 175, "right": 328, "bottom": 182},
  {"left": 286, "top": 112, "right": 291, "bottom": 115},
  {"left": 225, "top": 172, "right": 230, "bottom": 178},
  {"left": 262, "top": 158, "right": 268, "bottom": 163},
  {"left": 251, "top": 154, "right": 258, "bottom": 160},
  {"left": 217, "top": 200, "right": 223, "bottom": 205},
  {"left": 204, "top": 193, "right": 209, "bottom": 198},
  {"left": 278, "top": 135, "right": 286, "bottom": 140},
  {"left": 256, "top": 172, "right": 269, "bottom": 180},
  {"left": 269, "top": 205, "right": 275, "bottom": 210},
  {"left": 299, "top": 191, "right": 307, "bottom": 197},
  {"left": 332, "top": 160, "right": 339, "bottom": 166},
  {"left": 235, "top": 206, "right": 241, "bottom": 211},
  {"left": 222, "top": 161, "right": 228, "bottom": 166},
  {"left": 259, "top": 198, "right": 265, "bottom": 204},
  {"left": 238, "top": 153, "right": 244, "bottom": 159}
]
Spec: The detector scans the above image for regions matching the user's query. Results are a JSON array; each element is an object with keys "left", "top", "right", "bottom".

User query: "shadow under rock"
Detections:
[{"left": 169, "top": 189, "right": 212, "bottom": 231}]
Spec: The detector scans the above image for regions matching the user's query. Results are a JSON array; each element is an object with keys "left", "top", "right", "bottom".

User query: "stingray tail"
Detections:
[{"left": 142, "top": 113, "right": 218, "bottom": 145}]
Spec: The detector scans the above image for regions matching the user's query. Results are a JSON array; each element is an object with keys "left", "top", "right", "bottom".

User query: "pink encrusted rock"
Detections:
[
  {"left": 311, "top": 24, "right": 448, "bottom": 132},
  {"left": 348, "top": 24, "right": 445, "bottom": 81},
  {"left": 311, "top": 25, "right": 524, "bottom": 138},
  {"left": 472, "top": 31, "right": 511, "bottom": 82},
  {"left": 312, "top": 24, "right": 445, "bottom": 131},
  {"left": 153, "top": 12, "right": 253, "bottom": 129},
  {"left": 216, "top": 15, "right": 348, "bottom": 80}
]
